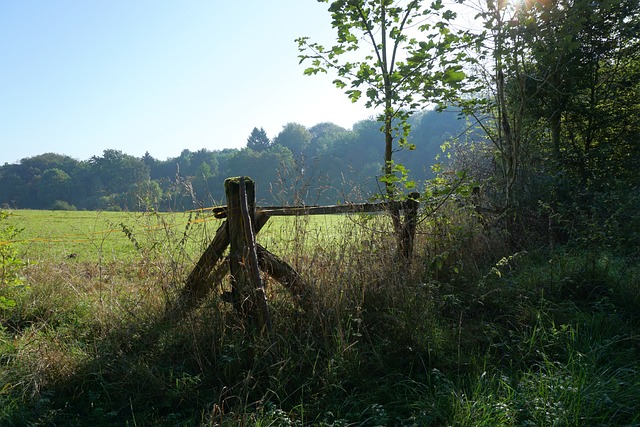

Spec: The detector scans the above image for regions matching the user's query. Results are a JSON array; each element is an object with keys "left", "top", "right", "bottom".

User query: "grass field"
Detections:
[
  {"left": 1, "top": 208, "right": 640, "bottom": 426},
  {"left": 5, "top": 210, "right": 225, "bottom": 263},
  {"left": 4, "top": 209, "right": 360, "bottom": 262}
]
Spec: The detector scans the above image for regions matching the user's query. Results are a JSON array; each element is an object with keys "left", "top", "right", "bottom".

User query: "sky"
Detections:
[{"left": 0, "top": 1, "right": 376, "bottom": 165}]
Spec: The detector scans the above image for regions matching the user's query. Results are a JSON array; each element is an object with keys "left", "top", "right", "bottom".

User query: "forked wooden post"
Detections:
[
  {"left": 176, "top": 177, "right": 417, "bottom": 321},
  {"left": 174, "top": 211, "right": 270, "bottom": 317},
  {"left": 226, "top": 176, "right": 272, "bottom": 333}
]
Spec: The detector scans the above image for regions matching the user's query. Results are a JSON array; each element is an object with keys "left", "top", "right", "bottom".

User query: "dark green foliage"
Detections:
[
  {"left": 453, "top": 0, "right": 640, "bottom": 255},
  {"left": 246, "top": 127, "right": 271, "bottom": 152},
  {"left": 89, "top": 149, "right": 150, "bottom": 195},
  {"left": 272, "top": 122, "right": 312, "bottom": 155},
  {"left": 37, "top": 168, "right": 72, "bottom": 208},
  {"left": 0, "top": 112, "right": 465, "bottom": 211},
  {"left": 518, "top": 0, "right": 640, "bottom": 253},
  {"left": 50, "top": 200, "right": 77, "bottom": 211}
]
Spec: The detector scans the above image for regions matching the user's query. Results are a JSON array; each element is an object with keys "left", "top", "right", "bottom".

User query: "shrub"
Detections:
[
  {"left": 0, "top": 211, "right": 26, "bottom": 310},
  {"left": 50, "top": 200, "right": 77, "bottom": 211}
]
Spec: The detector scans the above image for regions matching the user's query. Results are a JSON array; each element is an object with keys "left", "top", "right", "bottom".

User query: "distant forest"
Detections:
[{"left": 0, "top": 110, "right": 467, "bottom": 211}]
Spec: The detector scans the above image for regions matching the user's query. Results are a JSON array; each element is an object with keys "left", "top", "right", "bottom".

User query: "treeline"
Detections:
[{"left": 0, "top": 110, "right": 465, "bottom": 211}]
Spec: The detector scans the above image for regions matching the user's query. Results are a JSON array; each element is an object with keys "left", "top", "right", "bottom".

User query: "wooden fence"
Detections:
[{"left": 173, "top": 176, "right": 420, "bottom": 333}]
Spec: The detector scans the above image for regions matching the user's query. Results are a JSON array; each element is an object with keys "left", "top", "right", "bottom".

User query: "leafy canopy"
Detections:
[
  {"left": 297, "top": 0, "right": 468, "bottom": 113},
  {"left": 297, "top": 0, "right": 471, "bottom": 201}
]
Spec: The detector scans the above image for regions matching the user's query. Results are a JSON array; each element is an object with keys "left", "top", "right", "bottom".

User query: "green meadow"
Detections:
[
  {"left": 4, "top": 209, "right": 356, "bottom": 262},
  {"left": 1, "top": 208, "right": 640, "bottom": 426},
  {"left": 6, "top": 210, "right": 162, "bottom": 261},
  {"left": 6, "top": 209, "right": 229, "bottom": 264}
]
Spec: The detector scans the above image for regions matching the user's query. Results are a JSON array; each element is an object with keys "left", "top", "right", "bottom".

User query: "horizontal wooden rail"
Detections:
[{"left": 209, "top": 200, "right": 418, "bottom": 219}]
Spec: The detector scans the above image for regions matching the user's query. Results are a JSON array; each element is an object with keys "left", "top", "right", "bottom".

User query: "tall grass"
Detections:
[{"left": 1, "top": 207, "right": 639, "bottom": 425}]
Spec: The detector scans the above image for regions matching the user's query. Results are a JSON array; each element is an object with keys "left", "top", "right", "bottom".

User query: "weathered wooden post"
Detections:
[
  {"left": 400, "top": 192, "right": 420, "bottom": 262},
  {"left": 226, "top": 176, "right": 272, "bottom": 333},
  {"left": 179, "top": 220, "right": 229, "bottom": 307},
  {"left": 172, "top": 210, "right": 270, "bottom": 318}
]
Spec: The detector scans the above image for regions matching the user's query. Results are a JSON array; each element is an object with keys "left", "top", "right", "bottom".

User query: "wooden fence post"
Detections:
[
  {"left": 238, "top": 177, "right": 272, "bottom": 333},
  {"left": 400, "top": 192, "right": 420, "bottom": 262},
  {"left": 226, "top": 176, "right": 272, "bottom": 333},
  {"left": 175, "top": 177, "right": 419, "bottom": 320},
  {"left": 172, "top": 211, "right": 270, "bottom": 318},
  {"left": 180, "top": 220, "right": 229, "bottom": 307}
]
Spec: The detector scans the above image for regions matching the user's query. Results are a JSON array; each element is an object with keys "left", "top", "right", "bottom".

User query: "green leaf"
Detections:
[
  {"left": 394, "top": 163, "right": 408, "bottom": 174},
  {"left": 443, "top": 10, "right": 456, "bottom": 20},
  {"left": 443, "top": 67, "right": 465, "bottom": 83},
  {"left": 0, "top": 296, "right": 16, "bottom": 309},
  {"left": 346, "top": 90, "right": 362, "bottom": 103},
  {"left": 333, "top": 79, "right": 347, "bottom": 89}
]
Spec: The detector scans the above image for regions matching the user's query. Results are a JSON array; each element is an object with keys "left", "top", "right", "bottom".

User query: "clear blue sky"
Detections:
[{"left": 0, "top": 1, "right": 373, "bottom": 164}]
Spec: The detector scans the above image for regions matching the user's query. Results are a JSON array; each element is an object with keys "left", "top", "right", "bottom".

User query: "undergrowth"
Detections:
[{"left": 0, "top": 207, "right": 639, "bottom": 426}]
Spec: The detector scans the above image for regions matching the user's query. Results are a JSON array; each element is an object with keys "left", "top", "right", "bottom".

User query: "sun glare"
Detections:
[{"left": 520, "top": 0, "right": 553, "bottom": 9}]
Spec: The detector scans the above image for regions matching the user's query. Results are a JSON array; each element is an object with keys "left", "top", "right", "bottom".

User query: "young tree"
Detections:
[
  {"left": 246, "top": 127, "right": 271, "bottom": 152},
  {"left": 297, "top": 0, "right": 468, "bottom": 208},
  {"left": 458, "top": 0, "right": 578, "bottom": 208},
  {"left": 473, "top": 0, "right": 528, "bottom": 209}
]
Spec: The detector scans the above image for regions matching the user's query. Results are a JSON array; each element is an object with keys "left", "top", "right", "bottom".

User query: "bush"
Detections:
[
  {"left": 0, "top": 211, "right": 26, "bottom": 310},
  {"left": 50, "top": 200, "right": 77, "bottom": 211}
]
